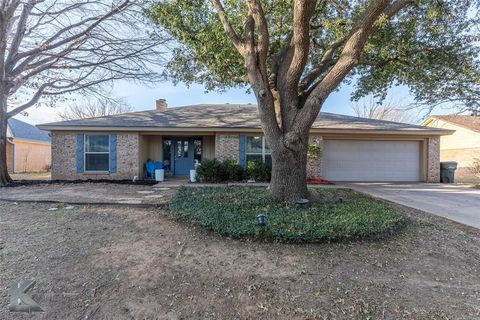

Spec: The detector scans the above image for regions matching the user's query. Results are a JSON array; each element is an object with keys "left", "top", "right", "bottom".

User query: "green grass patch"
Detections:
[{"left": 169, "top": 186, "right": 406, "bottom": 243}]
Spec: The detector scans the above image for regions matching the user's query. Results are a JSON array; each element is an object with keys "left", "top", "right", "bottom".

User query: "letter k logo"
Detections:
[{"left": 9, "top": 280, "right": 44, "bottom": 312}]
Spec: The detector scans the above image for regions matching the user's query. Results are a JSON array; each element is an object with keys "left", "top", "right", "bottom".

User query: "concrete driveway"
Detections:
[{"left": 344, "top": 183, "right": 480, "bottom": 229}]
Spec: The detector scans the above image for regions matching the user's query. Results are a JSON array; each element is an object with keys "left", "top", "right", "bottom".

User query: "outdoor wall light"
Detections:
[
  {"left": 296, "top": 198, "right": 310, "bottom": 206},
  {"left": 256, "top": 213, "right": 267, "bottom": 227}
]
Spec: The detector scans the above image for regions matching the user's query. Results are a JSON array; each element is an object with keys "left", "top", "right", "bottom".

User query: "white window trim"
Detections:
[
  {"left": 84, "top": 134, "right": 110, "bottom": 173},
  {"left": 246, "top": 136, "right": 271, "bottom": 163}
]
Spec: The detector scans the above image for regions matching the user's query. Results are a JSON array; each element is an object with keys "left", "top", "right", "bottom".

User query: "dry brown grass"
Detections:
[{"left": 0, "top": 201, "right": 479, "bottom": 319}]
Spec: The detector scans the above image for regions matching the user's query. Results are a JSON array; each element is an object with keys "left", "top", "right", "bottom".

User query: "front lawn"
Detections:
[
  {"left": 169, "top": 186, "right": 406, "bottom": 242},
  {"left": 1, "top": 197, "right": 479, "bottom": 319}
]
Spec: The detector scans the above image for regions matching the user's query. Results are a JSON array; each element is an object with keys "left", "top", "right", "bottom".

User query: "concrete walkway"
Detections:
[
  {"left": 0, "top": 180, "right": 272, "bottom": 206},
  {"left": 0, "top": 182, "right": 175, "bottom": 206},
  {"left": 344, "top": 183, "right": 480, "bottom": 229}
]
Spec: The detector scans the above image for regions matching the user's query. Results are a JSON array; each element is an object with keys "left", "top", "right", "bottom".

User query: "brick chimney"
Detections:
[{"left": 156, "top": 99, "right": 167, "bottom": 111}]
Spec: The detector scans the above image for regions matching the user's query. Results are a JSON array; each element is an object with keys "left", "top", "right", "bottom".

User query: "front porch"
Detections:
[{"left": 138, "top": 134, "right": 215, "bottom": 179}]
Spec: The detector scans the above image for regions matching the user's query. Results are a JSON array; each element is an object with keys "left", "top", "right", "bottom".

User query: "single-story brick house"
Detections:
[
  {"left": 7, "top": 118, "right": 51, "bottom": 173},
  {"left": 423, "top": 115, "right": 480, "bottom": 180},
  {"left": 37, "top": 100, "right": 453, "bottom": 182}
]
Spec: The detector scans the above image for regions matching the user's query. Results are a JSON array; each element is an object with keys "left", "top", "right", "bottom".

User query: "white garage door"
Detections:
[{"left": 323, "top": 140, "right": 421, "bottom": 182}]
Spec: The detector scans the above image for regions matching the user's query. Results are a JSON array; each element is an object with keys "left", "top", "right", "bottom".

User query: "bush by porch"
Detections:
[{"left": 195, "top": 159, "right": 271, "bottom": 182}]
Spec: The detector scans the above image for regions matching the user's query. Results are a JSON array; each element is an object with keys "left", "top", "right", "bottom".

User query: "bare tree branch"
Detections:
[
  {"left": 5, "top": 0, "right": 35, "bottom": 72},
  {"left": 1, "top": 0, "right": 166, "bottom": 117},
  {"left": 352, "top": 97, "right": 419, "bottom": 124},
  {"left": 10, "top": 1, "right": 131, "bottom": 76},
  {"left": 6, "top": 82, "right": 51, "bottom": 117},
  {"left": 58, "top": 97, "right": 133, "bottom": 120},
  {"left": 0, "top": 0, "right": 168, "bottom": 184}
]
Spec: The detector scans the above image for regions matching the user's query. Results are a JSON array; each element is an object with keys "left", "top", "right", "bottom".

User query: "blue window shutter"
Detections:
[
  {"left": 76, "top": 134, "right": 84, "bottom": 173},
  {"left": 109, "top": 134, "right": 117, "bottom": 173},
  {"left": 239, "top": 135, "right": 246, "bottom": 168}
]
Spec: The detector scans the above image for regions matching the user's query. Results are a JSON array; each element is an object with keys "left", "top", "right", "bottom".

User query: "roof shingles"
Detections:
[
  {"left": 431, "top": 115, "right": 480, "bottom": 133},
  {"left": 38, "top": 104, "right": 449, "bottom": 134},
  {"left": 8, "top": 118, "right": 51, "bottom": 143}
]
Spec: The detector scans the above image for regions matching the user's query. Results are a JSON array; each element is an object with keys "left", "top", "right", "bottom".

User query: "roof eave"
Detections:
[
  {"left": 10, "top": 137, "right": 51, "bottom": 145},
  {"left": 36, "top": 125, "right": 454, "bottom": 136},
  {"left": 312, "top": 128, "right": 454, "bottom": 135},
  {"left": 423, "top": 117, "right": 480, "bottom": 134}
]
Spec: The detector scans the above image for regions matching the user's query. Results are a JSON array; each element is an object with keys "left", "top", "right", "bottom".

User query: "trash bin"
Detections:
[
  {"left": 155, "top": 169, "right": 165, "bottom": 182},
  {"left": 190, "top": 169, "right": 197, "bottom": 183},
  {"left": 440, "top": 161, "right": 457, "bottom": 183}
]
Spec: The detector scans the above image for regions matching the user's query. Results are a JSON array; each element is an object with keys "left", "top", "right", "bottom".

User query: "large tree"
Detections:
[
  {"left": 150, "top": 0, "right": 480, "bottom": 201},
  {"left": 0, "top": 0, "right": 166, "bottom": 185}
]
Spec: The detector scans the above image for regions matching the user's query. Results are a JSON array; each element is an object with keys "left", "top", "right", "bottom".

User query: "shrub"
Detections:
[
  {"left": 223, "top": 159, "right": 245, "bottom": 181},
  {"left": 196, "top": 159, "right": 246, "bottom": 182},
  {"left": 170, "top": 186, "right": 406, "bottom": 243},
  {"left": 246, "top": 160, "right": 271, "bottom": 182},
  {"left": 195, "top": 159, "right": 227, "bottom": 182},
  {"left": 196, "top": 159, "right": 273, "bottom": 183}
]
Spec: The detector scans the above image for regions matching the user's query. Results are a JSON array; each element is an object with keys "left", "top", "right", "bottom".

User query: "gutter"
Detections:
[
  {"left": 421, "top": 118, "right": 436, "bottom": 127},
  {"left": 10, "top": 137, "right": 51, "bottom": 145},
  {"left": 36, "top": 125, "right": 454, "bottom": 136}
]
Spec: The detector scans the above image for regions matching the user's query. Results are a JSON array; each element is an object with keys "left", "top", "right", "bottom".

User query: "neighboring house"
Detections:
[
  {"left": 37, "top": 100, "right": 453, "bottom": 182},
  {"left": 7, "top": 118, "right": 52, "bottom": 173},
  {"left": 423, "top": 115, "right": 480, "bottom": 179}
]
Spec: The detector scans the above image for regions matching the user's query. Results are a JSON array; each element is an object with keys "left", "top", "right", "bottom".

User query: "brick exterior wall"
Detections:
[
  {"left": 115, "top": 133, "right": 140, "bottom": 179},
  {"left": 6, "top": 141, "right": 13, "bottom": 173},
  {"left": 307, "top": 135, "right": 323, "bottom": 179},
  {"left": 215, "top": 134, "right": 240, "bottom": 162},
  {"left": 427, "top": 137, "right": 441, "bottom": 183},
  {"left": 51, "top": 132, "right": 139, "bottom": 180},
  {"left": 49, "top": 131, "right": 441, "bottom": 182},
  {"left": 212, "top": 133, "right": 325, "bottom": 178}
]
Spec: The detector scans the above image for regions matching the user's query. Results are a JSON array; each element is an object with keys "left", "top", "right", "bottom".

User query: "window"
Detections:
[
  {"left": 194, "top": 139, "right": 202, "bottom": 163},
  {"left": 246, "top": 136, "right": 271, "bottom": 165},
  {"left": 177, "top": 140, "right": 183, "bottom": 157},
  {"left": 183, "top": 140, "right": 189, "bottom": 157},
  {"left": 85, "top": 135, "right": 109, "bottom": 172},
  {"left": 175, "top": 140, "right": 190, "bottom": 158},
  {"left": 163, "top": 138, "right": 172, "bottom": 170}
]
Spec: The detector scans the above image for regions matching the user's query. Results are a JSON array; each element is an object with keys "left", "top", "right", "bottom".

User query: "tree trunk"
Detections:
[
  {"left": 0, "top": 94, "right": 13, "bottom": 186},
  {"left": 267, "top": 134, "right": 309, "bottom": 202}
]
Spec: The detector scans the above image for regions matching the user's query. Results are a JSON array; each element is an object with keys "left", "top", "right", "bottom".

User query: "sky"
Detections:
[{"left": 13, "top": 79, "right": 417, "bottom": 126}]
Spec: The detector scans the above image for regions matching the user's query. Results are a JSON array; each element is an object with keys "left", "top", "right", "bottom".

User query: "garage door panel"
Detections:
[{"left": 324, "top": 140, "right": 421, "bottom": 182}]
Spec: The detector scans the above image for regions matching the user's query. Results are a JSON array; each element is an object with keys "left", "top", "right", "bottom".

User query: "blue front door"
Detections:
[{"left": 173, "top": 137, "right": 194, "bottom": 176}]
